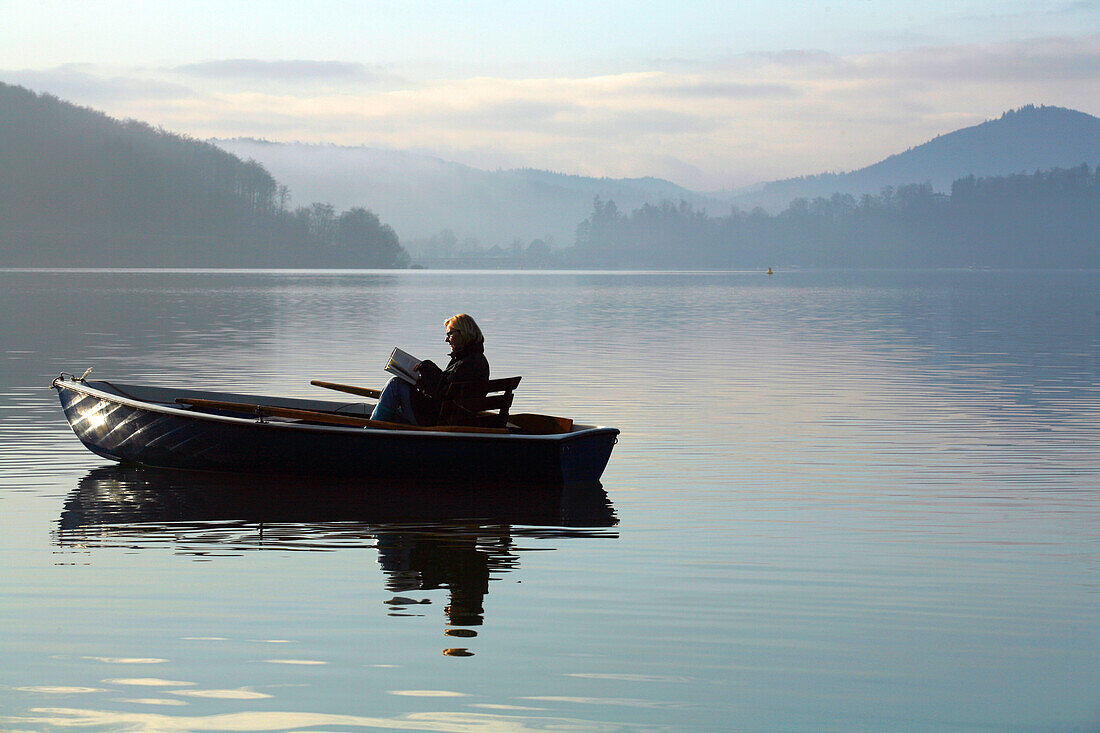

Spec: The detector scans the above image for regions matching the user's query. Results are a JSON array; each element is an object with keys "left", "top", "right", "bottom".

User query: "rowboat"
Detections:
[{"left": 51, "top": 374, "right": 619, "bottom": 487}]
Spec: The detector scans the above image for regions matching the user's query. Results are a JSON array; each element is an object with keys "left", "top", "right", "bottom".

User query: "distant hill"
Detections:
[
  {"left": 0, "top": 83, "right": 408, "bottom": 267},
  {"left": 569, "top": 165, "right": 1100, "bottom": 269},
  {"left": 212, "top": 138, "right": 722, "bottom": 249},
  {"left": 0, "top": 83, "right": 280, "bottom": 265},
  {"left": 727, "top": 105, "right": 1100, "bottom": 212}
]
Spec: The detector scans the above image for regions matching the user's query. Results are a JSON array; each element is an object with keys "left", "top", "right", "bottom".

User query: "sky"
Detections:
[{"left": 2, "top": 0, "right": 1099, "bottom": 190}]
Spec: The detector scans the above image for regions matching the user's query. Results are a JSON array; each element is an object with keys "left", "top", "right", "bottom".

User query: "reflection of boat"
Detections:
[
  {"left": 58, "top": 465, "right": 618, "bottom": 640},
  {"left": 52, "top": 376, "right": 619, "bottom": 487},
  {"left": 58, "top": 465, "right": 618, "bottom": 541}
]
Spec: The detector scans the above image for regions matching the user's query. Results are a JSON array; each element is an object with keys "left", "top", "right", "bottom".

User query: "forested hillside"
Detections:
[
  {"left": 0, "top": 83, "right": 408, "bottom": 267},
  {"left": 729, "top": 105, "right": 1100, "bottom": 212},
  {"left": 569, "top": 165, "right": 1100, "bottom": 268}
]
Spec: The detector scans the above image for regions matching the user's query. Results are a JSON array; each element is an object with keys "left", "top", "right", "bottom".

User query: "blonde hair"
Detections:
[{"left": 444, "top": 313, "right": 484, "bottom": 350}]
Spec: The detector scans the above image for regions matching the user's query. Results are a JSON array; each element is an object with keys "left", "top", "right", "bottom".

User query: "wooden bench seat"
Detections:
[{"left": 438, "top": 376, "right": 521, "bottom": 428}]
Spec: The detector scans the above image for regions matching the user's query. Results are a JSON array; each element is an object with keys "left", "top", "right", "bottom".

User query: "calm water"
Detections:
[{"left": 1, "top": 268, "right": 1099, "bottom": 732}]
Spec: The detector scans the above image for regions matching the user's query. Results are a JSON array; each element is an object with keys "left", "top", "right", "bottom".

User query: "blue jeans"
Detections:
[{"left": 371, "top": 377, "right": 418, "bottom": 424}]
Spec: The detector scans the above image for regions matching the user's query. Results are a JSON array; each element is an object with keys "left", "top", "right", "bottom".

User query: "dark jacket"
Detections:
[{"left": 411, "top": 341, "right": 490, "bottom": 425}]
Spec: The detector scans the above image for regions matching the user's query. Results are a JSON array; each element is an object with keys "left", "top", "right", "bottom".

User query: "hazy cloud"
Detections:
[
  {"left": 838, "top": 34, "right": 1100, "bottom": 83},
  {"left": 175, "top": 59, "right": 382, "bottom": 82},
  {"left": 555, "top": 109, "right": 722, "bottom": 138},
  {"left": 1, "top": 64, "right": 193, "bottom": 103},
  {"left": 662, "top": 81, "right": 800, "bottom": 99},
  {"left": 427, "top": 99, "right": 586, "bottom": 128}
]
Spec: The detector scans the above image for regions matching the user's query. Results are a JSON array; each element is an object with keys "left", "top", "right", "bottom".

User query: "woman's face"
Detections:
[{"left": 445, "top": 327, "right": 460, "bottom": 349}]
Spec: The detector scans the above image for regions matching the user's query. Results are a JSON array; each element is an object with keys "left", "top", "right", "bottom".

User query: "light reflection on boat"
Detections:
[{"left": 56, "top": 465, "right": 618, "bottom": 652}]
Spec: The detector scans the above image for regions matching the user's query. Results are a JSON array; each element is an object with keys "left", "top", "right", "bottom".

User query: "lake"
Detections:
[{"left": 1, "top": 268, "right": 1098, "bottom": 732}]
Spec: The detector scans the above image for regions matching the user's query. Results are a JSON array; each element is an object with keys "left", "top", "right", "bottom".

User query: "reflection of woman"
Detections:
[
  {"left": 375, "top": 530, "right": 494, "bottom": 627},
  {"left": 370, "top": 314, "right": 490, "bottom": 425}
]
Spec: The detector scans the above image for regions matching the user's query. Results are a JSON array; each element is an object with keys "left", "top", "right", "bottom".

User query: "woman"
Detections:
[{"left": 370, "top": 313, "right": 490, "bottom": 425}]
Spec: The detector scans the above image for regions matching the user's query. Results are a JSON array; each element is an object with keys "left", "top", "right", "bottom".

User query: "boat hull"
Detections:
[{"left": 53, "top": 377, "right": 618, "bottom": 487}]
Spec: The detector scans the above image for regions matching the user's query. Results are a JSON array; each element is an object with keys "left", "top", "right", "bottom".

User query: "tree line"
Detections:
[
  {"left": 0, "top": 83, "right": 408, "bottom": 267},
  {"left": 567, "top": 164, "right": 1100, "bottom": 269}
]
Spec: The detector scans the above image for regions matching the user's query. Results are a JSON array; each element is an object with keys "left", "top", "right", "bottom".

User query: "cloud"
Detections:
[
  {"left": 552, "top": 108, "right": 721, "bottom": 138},
  {"left": 661, "top": 81, "right": 800, "bottom": 99},
  {"left": 174, "top": 59, "right": 382, "bottom": 82},
  {"left": 838, "top": 34, "right": 1100, "bottom": 83},
  {"left": 421, "top": 98, "right": 587, "bottom": 128},
  {"left": 1, "top": 64, "right": 193, "bottom": 103}
]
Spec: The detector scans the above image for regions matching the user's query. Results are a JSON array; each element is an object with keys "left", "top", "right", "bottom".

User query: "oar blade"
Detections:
[{"left": 507, "top": 413, "right": 573, "bottom": 435}]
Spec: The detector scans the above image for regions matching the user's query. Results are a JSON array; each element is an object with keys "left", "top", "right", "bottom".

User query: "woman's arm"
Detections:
[{"left": 415, "top": 359, "right": 444, "bottom": 397}]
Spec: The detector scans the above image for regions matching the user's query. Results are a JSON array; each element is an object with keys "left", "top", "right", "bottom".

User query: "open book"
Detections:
[{"left": 385, "top": 347, "right": 421, "bottom": 386}]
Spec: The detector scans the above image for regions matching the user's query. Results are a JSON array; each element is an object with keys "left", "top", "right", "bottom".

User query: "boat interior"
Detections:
[{"left": 71, "top": 379, "right": 593, "bottom": 435}]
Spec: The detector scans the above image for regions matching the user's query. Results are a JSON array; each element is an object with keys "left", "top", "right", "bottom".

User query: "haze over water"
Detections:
[{"left": 1, "top": 268, "right": 1098, "bottom": 731}]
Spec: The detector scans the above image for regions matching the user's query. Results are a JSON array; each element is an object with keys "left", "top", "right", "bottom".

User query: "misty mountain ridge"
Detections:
[
  {"left": 3, "top": 78, "right": 1096, "bottom": 269},
  {"left": 727, "top": 105, "right": 1100, "bottom": 211},
  {"left": 213, "top": 138, "right": 720, "bottom": 248},
  {"left": 217, "top": 104, "right": 1100, "bottom": 245}
]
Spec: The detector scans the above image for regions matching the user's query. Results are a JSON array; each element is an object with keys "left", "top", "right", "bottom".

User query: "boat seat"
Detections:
[{"left": 438, "top": 376, "right": 521, "bottom": 428}]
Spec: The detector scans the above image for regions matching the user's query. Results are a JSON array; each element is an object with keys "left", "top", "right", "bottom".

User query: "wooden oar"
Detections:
[
  {"left": 311, "top": 380, "right": 574, "bottom": 435},
  {"left": 507, "top": 413, "right": 573, "bottom": 435},
  {"left": 175, "top": 398, "right": 507, "bottom": 434},
  {"left": 310, "top": 380, "right": 381, "bottom": 399}
]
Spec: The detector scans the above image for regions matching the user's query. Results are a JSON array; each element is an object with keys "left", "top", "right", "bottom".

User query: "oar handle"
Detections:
[{"left": 311, "top": 380, "right": 382, "bottom": 399}]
